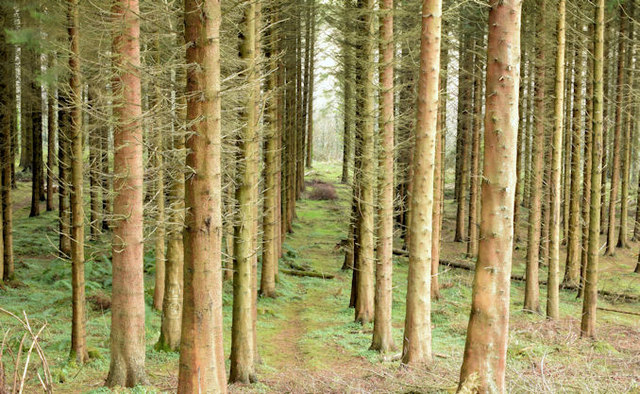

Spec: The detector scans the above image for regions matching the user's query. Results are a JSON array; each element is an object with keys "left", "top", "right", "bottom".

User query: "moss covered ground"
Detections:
[{"left": 0, "top": 163, "right": 638, "bottom": 392}]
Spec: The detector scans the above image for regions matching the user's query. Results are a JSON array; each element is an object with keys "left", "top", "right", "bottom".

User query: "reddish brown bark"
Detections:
[
  {"left": 458, "top": 0, "right": 521, "bottom": 391},
  {"left": 106, "top": 0, "right": 148, "bottom": 387}
]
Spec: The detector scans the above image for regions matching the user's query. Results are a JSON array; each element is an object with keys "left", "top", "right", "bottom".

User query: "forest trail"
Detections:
[{"left": 251, "top": 167, "right": 379, "bottom": 392}]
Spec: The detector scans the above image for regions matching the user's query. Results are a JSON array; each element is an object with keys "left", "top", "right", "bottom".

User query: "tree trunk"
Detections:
[
  {"left": 101, "top": 115, "right": 111, "bottom": 231},
  {"left": 106, "top": 0, "right": 148, "bottom": 387},
  {"left": 353, "top": 0, "right": 375, "bottom": 326},
  {"left": 565, "top": 31, "right": 584, "bottom": 288},
  {"left": 458, "top": 1, "right": 521, "bottom": 390},
  {"left": 178, "top": 0, "right": 227, "bottom": 391},
  {"left": 58, "top": 95, "right": 71, "bottom": 258},
  {"left": 467, "top": 41, "right": 483, "bottom": 259},
  {"left": 605, "top": 5, "right": 626, "bottom": 255},
  {"left": 454, "top": 27, "right": 473, "bottom": 243},
  {"left": 152, "top": 92, "right": 165, "bottom": 311},
  {"left": 29, "top": 46, "right": 43, "bottom": 218},
  {"left": 88, "top": 90, "right": 101, "bottom": 240},
  {"left": 67, "top": 0, "right": 89, "bottom": 364},
  {"left": 46, "top": 79, "right": 55, "bottom": 212},
  {"left": 524, "top": 0, "right": 546, "bottom": 314},
  {"left": 260, "top": 8, "right": 280, "bottom": 299},
  {"left": 371, "top": 0, "right": 395, "bottom": 354},
  {"left": 432, "top": 45, "right": 448, "bottom": 301},
  {"left": 1, "top": 19, "right": 10, "bottom": 281},
  {"left": 401, "top": 0, "right": 441, "bottom": 366},
  {"left": 230, "top": 0, "right": 260, "bottom": 383},
  {"left": 581, "top": 0, "right": 604, "bottom": 339},
  {"left": 547, "top": 0, "right": 566, "bottom": 320},
  {"left": 340, "top": 16, "right": 353, "bottom": 185},
  {"left": 578, "top": 22, "right": 594, "bottom": 299},
  {"left": 617, "top": 0, "right": 634, "bottom": 248}
]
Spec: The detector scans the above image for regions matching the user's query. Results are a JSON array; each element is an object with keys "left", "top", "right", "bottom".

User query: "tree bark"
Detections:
[
  {"left": 524, "top": 0, "right": 546, "bottom": 314},
  {"left": 230, "top": 0, "right": 260, "bottom": 383},
  {"left": 353, "top": 0, "right": 376, "bottom": 326},
  {"left": 29, "top": 47, "right": 43, "bottom": 218},
  {"left": 458, "top": 1, "right": 521, "bottom": 391},
  {"left": 401, "top": 0, "right": 441, "bottom": 366},
  {"left": 565, "top": 30, "right": 584, "bottom": 288},
  {"left": 581, "top": 0, "right": 604, "bottom": 339},
  {"left": 371, "top": 0, "right": 395, "bottom": 354},
  {"left": 46, "top": 78, "right": 55, "bottom": 212},
  {"left": 605, "top": 7, "right": 626, "bottom": 255},
  {"left": 106, "top": 0, "right": 148, "bottom": 387},
  {"left": 178, "top": 0, "right": 227, "bottom": 391},
  {"left": 547, "top": 0, "right": 566, "bottom": 320},
  {"left": 467, "top": 41, "right": 483, "bottom": 259}
]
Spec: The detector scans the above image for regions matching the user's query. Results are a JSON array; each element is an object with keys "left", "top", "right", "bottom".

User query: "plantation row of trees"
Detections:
[{"left": 0, "top": 0, "right": 636, "bottom": 392}]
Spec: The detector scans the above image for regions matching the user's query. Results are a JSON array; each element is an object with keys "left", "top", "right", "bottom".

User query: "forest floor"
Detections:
[{"left": 1, "top": 163, "right": 639, "bottom": 393}]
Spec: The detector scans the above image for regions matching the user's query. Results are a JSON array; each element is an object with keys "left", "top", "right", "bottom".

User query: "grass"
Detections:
[{"left": 1, "top": 162, "right": 639, "bottom": 392}]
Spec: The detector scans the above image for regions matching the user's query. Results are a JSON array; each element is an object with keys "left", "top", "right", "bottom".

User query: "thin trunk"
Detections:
[
  {"left": 67, "top": 0, "right": 89, "bottom": 364},
  {"left": 371, "top": 0, "right": 394, "bottom": 354},
  {"left": 341, "top": 30, "right": 353, "bottom": 184},
  {"left": 401, "top": 0, "right": 440, "bottom": 366},
  {"left": 565, "top": 30, "right": 584, "bottom": 287},
  {"left": 260, "top": 8, "right": 280, "bottom": 298},
  {"left": 1, "top": 17, "right": 13, "bottom": 281},
  {"left": 524, "top": 0, "right": 546, "bottom": 314},
  {"left": 58, "top": 95, "right": 71, "bottom": 258},
  {"left": 581, "top": 0, "right": 604, "bottom": 339},
  {"left": 617, "top": 0, "right": 634, "bottom": 248},
  {"left": 606, "top": 5, "right": 626, "bottom": 255},
  {"left": 29, "top": 47, "right": 42, "bottom": 218},
  {"left": 305, "top": 4, "right": 315, "bottom": 169},
  {"left": 152, "top": 110, "right": 165, "bottom": 311},
  {"left": 578, "top": 23, "right": 594, "bottom": 299},
  {"left": 46, "top": 81, "right": 55, "bottom": 212},
  {"left": 88, "top": 90, "right": 101, "bottom": 240},
  {"left": 432, "top": 45, "right": 448, "bottom": 301},
  {"left": 229, "top": 0, "right": 260, "bottom": 383},
  {"left": 106, "top": 0, "right": 148, "bottom": 386},
  {"left": 458, "top": 1, "right": 521, "bottom": 390},
  {"left": 467, "top": 43, "right": 482, "bottom": 259},
  {"left": 547, "top": 0, "right": 566, "bottom": 320}
]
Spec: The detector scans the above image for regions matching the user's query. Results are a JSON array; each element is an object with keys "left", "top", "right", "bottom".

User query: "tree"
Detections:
[
  {"left": 401, "top": 0, "right": 441, "bottom": 366},
  {"left": 230, "top": 0, "right": 260, "bottom": 383},
  {"left": 458, "top": 0, "right": 521, "bottom": 390},
  {"left": 581, "top": 0, "right": 604, "bottom": 339},
  {"left": 565, "top": 23, "right": 585, "bottom": 288},
  {"left": 177, "top": 0, "right": 227, "bottom": 391},
  {"left": 58, "top": 94, "right": 71, "bottom": 258},
  {"left": 467, "top": 37, "right": 483, "bottom": 259},
  {"left": 370, "top": 0, "right": 395, "bottom": 354},
  {"left": 28, "top": 45, "right": 43, "bottom": 218},
  {"left": 605, "top": 4, "right": 626, "bottom": 255},
  {"left": 260, "top": 7, "right": 280, "bottom": 299},
  {"left": 106, "top": 0, "right": 148, "bottom": 386},
  {"left": 547, "top": 0, "right": 566, "bottom": 320},
  {"left": 353, "top": 0, "right": 375, "bottom": 325},
  {"left": 67, "top": 0, "right": 89, "bottom": 364},
  {"left": 523, "top": 0, "right": 545, "bottom": 314}
]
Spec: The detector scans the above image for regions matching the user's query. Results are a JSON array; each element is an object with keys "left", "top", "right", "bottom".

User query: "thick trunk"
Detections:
[
  {"left": 152, "top": 86, "right": 166, "bottom": 311},
  {"left": 401, "top": 0, "right": 441, "bottom": 366},
  {"left": 524, "top": 0, "right": 546, "bottom": 314},
  {"left": 370, "top": 0, "right": 394, "bottom": 354},
  {"left": 458, "top": 1, "right": 521, "bottom": 391},
  {"left": 29, "top": 47, "right": 43, "bottom": 218},
  {"left": 106, "top": 0, "right": 148, "bottom": 387},
  {"left": 178, "top": 0, "right": 227, "bottom": 391},
  {"left": 581, "top": 0, "right": 604, "bottom": 339}
]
